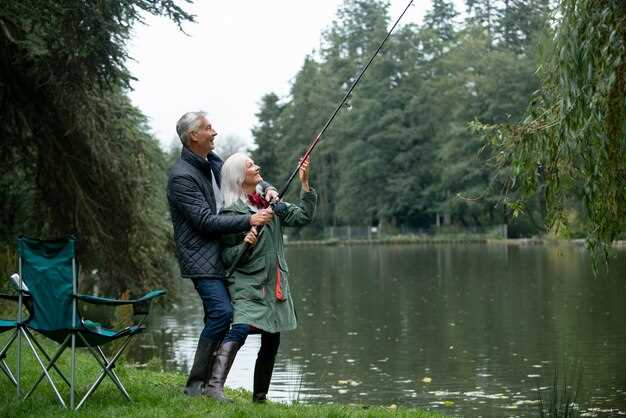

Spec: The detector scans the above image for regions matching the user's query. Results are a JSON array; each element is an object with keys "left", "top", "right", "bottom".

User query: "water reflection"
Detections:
[{"left": 129, "top": 243, "right": 626, "bottom": 417}]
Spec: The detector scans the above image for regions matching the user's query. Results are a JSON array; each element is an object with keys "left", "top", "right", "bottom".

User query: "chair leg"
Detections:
[
  {"left": 21, "top": 329, "right": 67, "bottom": 408},
  {"left": 16, "top": 325, "right": 21, "bottom": 397},
  {"left": 0, "top": 358, "right": 17, "bottom": 386},
  {"left": 0, "top": 329, "right": 18, "bottom": 387},
  {"left": 75, "top": 333, "right": 133, "bottom": 410},
  {"left": 95, "top": 345, "right": 130, "bottom": 399},
  {"left": 27, "top": 330, "right": 72, "bottom": 388},
  {"left": 23, "top": 333, "right": 71, "bottom": 400},
  {"left": 70, "top": 333, "right": 76, "bottom": 410}
]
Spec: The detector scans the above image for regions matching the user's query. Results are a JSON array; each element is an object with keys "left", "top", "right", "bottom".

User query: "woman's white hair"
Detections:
[{"left": 220, "top": 152, "right": 250, "bottom": 207}]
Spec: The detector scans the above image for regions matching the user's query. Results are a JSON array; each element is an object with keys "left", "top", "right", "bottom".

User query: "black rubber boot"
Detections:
[
  {"left": 203, "top": 340, "right": 242, "bottom": 402},
  {"left": 252, "top": 354, "right": 276, "bottom": 403},
  {"left": 183, "top": 337, "right": 219, "bottom": 396},
  {"left": 253, "top": 333, "right": 280, "bottom": 403}
]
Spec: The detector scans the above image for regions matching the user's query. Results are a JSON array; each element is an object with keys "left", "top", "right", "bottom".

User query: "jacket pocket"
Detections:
[
  {"left": 235, "top": 256, "right": 266, "bottom": 275},
  {"left": 231, "top": 285, "right": 266, "bottom": 302}
]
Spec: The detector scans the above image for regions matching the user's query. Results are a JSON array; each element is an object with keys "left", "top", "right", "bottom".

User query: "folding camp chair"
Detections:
[
  {"left": 0, "top": 274, "right": 30, "bottom": 396},
  {"left": 16, "top": 236, "right": 166, "bottom": 410}
]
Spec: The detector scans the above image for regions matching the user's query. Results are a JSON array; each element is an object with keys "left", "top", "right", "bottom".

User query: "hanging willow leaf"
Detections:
[{"left": 477, "top": 0, "right": 625, "bottom": 269}]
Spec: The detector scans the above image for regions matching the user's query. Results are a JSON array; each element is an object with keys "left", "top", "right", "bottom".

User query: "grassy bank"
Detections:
[{"left": 0, "top": 338, "right": 444, "bottom": 418}]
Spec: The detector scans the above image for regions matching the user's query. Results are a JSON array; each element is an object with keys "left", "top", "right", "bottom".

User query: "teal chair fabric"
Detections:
[
  {"left": 16, "top": 236, "right": 166, "bottom": 409},
  {"left": 0, "top": 320, "right": 17, "bottom": 332},
  {"left": 18, "top": 237, "right": 77, "bottom": 337}
]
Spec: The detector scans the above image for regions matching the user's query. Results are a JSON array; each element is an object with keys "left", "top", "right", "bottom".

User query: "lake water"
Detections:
[{"left": 128, "top": 243, "right": 626, "bottom": 417}]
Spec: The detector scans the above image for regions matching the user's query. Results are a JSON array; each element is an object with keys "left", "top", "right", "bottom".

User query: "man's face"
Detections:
[{"left": 190, "top": 116, "right": 217, "bottom": 154}]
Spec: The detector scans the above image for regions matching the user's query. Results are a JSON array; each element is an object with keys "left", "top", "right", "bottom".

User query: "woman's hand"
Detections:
[
  {"left": 244, "top": 227, "right": 258, "bottom": 246},
  {"left": 264, "top": 188, "right": 279, "bottom": 203},
  {"left": 299, "top": 158, "right": 310, "bottom": 192}
]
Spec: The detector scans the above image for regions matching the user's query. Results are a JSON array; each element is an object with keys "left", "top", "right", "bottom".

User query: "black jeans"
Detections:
[{"left": 223, "top": 324, "right": 280, "bottom": 358}]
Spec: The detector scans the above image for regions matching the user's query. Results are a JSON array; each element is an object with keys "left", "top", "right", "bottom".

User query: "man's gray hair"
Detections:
[{"left": 176, "top": 111, "right": 207, "bottom": 146}]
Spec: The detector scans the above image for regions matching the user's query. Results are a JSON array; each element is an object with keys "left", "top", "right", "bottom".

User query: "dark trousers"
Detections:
[
  {"left": 191, "top": 278, "right": 233, "bottom": 341},
  {"left": 224, "top": 324, "right": 280, "bottom": 359}
]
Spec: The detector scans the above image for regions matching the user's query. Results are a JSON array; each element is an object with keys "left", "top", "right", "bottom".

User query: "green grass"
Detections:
[{"left": 0, "top": 336, "right": 444, "bottom": 417}]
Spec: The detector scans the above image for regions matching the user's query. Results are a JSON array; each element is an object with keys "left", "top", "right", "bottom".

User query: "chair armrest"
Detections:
[
  {"left": 75, "top": 289, "right": 166, "bottom": 306},
  {"left": 0, "top": 292, "right": 31, "bottom": 302}
]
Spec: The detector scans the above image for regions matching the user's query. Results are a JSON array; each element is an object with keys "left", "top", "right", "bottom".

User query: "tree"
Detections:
[
  {"left": 277, "top": 55, "right": 343, "bottom": 226},
  {"left": 251, "top": 93, "right": 285, "bottom": 184},
  {"left": 465, "top": 0, "right": 498, "bottom": 40},
  {"left": 322, "top": 0, "right": 404, "bottom": 227},
  {"left": 425, "top": 0, "right": 458, "bottom": 40},
  {"left": 480, "top": 0, "right": 626, "bottom": 258},
  {"left": 0, "top": 1, "right": 193, "bottom": 294},
  {"left": 495, "top": 0, "right": 551, "bottom": 53}
]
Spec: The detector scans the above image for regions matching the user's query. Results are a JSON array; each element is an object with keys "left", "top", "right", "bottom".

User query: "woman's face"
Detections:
[{"left": 243, "top": 158, "right": 263, "bottom": 188}]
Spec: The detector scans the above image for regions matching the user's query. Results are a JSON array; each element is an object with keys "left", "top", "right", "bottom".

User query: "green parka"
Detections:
[{"left": 220, "top": 189, "right": 317, "bottom": 333}]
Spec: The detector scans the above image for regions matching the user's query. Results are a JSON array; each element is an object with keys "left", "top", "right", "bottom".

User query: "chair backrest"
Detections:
[{"left": 17, "top": 236, "right": 78, "bottom": 331}]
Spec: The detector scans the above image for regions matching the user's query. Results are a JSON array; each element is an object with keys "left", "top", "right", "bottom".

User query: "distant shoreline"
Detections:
[{"left": 285, "top": 236, "right": 626, "bottom": 248}]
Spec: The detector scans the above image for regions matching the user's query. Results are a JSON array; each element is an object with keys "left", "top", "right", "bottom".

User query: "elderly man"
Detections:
[{"left": 167, "top": 111, "right": 276, "bottom": 397}]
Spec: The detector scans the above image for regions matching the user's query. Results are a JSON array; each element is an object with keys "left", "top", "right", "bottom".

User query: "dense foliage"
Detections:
[
  {"left": 0, "top": 1, "right": 193, "bottom": 294},
  {"left": 252, "top": 0, "right": 552, "bottom": 237},
  {"left": 479, "top": 0, "right": 625, "bottom": 258}
]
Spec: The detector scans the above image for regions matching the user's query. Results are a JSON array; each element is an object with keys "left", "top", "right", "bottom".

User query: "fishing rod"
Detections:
[{"left": 226, "top": 0, "right": 414, "bottom": 277}]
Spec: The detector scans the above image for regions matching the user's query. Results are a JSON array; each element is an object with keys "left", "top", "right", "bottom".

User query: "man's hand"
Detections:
[
  {"left": 264, "top": 188, "right": 279, "bottom": 203},
  {"left": 250, "top": 208, "right": 273, "bottom": 226},
  {"left": 243, "top": 227, "right": 258, "bottom": 246}
]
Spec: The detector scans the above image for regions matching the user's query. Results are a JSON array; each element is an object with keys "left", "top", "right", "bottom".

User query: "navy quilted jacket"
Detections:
[{"left": 167, "top": 147, "right": 251, "bottom": 279}]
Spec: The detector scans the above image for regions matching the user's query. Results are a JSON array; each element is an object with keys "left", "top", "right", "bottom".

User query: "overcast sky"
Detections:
[{"left": 127, "top": 1, "right": 461, "bottom": 151}]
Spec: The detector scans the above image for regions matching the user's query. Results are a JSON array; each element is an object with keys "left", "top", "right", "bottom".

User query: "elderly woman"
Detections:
[{"left": 202, "top": 153, "right": 317, "bottom": 403}]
